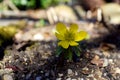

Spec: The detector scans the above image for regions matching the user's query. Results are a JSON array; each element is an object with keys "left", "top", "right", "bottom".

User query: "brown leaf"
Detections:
[
  {"left": 91, "top": 55, "right": 104, "bottom": 67},
  {"left": 99, "top": 43, "right": 116, "bottom": 51}
]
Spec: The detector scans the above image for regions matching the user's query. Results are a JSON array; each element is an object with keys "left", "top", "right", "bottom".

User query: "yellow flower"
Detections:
[{"left": 55, "top": 23, "right": 87, "bottom": 49}]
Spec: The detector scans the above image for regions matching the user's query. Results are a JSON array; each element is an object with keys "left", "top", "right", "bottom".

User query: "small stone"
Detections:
[
  {"left": 82, "top": 67, "right": 90, "bottom": 74},
  {"left": 102, "top": 59, "right": 108, "bottom": 67},
  {"left": 45, "top": 72, "right": 49, "bottom": 77},
  {"left": 75, "top": 71, "right": 78, "bottom": 75},
  {"left": 58, "top": 73, "right": 63, "bottom": 77},
  {"left": 66, "top": 78, "right": 71, "bottom": 80},
  {"left": 68, "top": 69, "right": 73, "bottom": 75},
  {"left": 36, "top": 76, "right": 42, "bottom": 80},
  {"left": 26, "top": 73, "right": 31, "bottom": 80},
  {"left": 3, "top": 74, "right": 13, "bottom": 80},
  {"left": 87, "top": 74, "right": 94, "bottom": 77},
  {"left": 108, "top": 59, "right": 113, "bottom": 64},
  {"left": 78, "top": 78, "right": 80, "bottom": 80},
  {"left": 103, "top": 73, "right": 107, "bottom": 76},
  {"left": 40, "top": 71, "right": 44, "bottom": 73},
  {"left": 80, "top": 78, "right": 84, "bottom": 80},
  {"left": 0, "top": 69, "right": 13, "bottom": 76},
  {"left": 33, "top": 33, "right": 44, "bottom": 41},
  {"left": 56, "top": 78, "right": 62, "bottom": 80}
]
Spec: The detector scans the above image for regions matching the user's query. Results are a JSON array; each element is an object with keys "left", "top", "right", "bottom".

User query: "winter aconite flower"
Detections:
[{"left": 55, "top": 23, "right": 87, "bottom": 49}]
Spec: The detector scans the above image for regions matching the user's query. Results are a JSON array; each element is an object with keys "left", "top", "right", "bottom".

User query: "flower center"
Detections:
[{"left": 64, "top": 32, "right": 75, "bottom": 41}]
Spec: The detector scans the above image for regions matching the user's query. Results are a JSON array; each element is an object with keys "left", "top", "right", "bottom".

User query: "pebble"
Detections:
[
  {"left": 25, "top": 73, "right": 31, "bottom": 80},
  {"left": 108, "top": 59, "right": 113, "bottom": 64},
  {"left": 78, "top": 78, "right": 80, "bottom": 80},
  {"left": 67, "top": 69, "right": 73, "bottom": 75},
  {"left": 3, "top": 74, "right": 13, "bottom": 80},
  {"left": 36, "top": 76, "right": 42, "bottom": 80},
  {"left": 66, "top": 78, "right": 71, "bottom": 80},
  {"left": 56, "top": 78, "right": 62, "bottom": 80},
  {"left": 45, "top": 72, "right": 49, "bottom": 77},
  {"left": 87, "top": 74, "right": 94, "bottom": 77},
  {"left": 103, "top": 59, "right": 108, "bottom": 67},
  {"left": 58, "top": 73, "right": 63, "bottom": 77},
  {"left": 0, "top": 69, "right": 13, "bottom": 76},
  {"left": 75, "top": 71, "right": 78, "bottom": 75},
  {"left": 103, "top": 73, "right": 107, "bottom": 76},
  {"left": 80, "top": 78, "right": 84, "bottom": 80}
]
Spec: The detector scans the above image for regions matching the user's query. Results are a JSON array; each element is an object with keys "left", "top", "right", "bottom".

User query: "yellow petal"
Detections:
[
  {"left": 55, "top": 32, "right": 64, "bottom": 40},
  {"left": 69, "top": 41, "right": 78, "bottom": 46},
  {"left": 69, "top": 24, "right": 78, "bottom": 33},
  {"left": 75, "top": 31, "right": 87, "bottom": 41},
  {"left": 58, "top": 40, "right": 69, "bottom": 49},
  {"left": 56, "top": 23, "right": 67, "bottom": 34}
]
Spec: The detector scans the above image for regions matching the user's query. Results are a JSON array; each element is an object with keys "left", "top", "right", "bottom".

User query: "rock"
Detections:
[
  {"left": 102, "top": 59, "right": 108, "bottom": 67},
  {"left": 66, "top": 78, "right": 71, "bottom": 80},
  {"left": 56, "top": 78, "right": 62, "bottom": 80},
  {"left": 67, "top": 69, "right": 73, "bottom": 75},
  {"left": 0, "top": 69, "right": 13, "bottom": 76},
  {"left": 47, "top": 4, "right": 78, "bottom": 24},
  {"left": 0, "top": 62, "right": 4, "bottom": 69},
  {"left": 75, "top": 71, "right": 78, "bottom": 75},
  {"left": 78, "top": 78, "right": 80, "bottom": 80},
  {"left": 79, "top": 78, "right": 84, "bottom": 80},
  {"left": 45, "top": 72, "right": 50, "bottom": 77},
  {"left": 101, "top": 3, "right": 120, "bottom": 25},
  {"left": 36, "top": 76, "right": 42, "bottom": 80},
  {"left": 54, "top": 5, "right": 78, "bottom": 22},
  {"left": 82, "top": 67, "right": 91, "bottom": 74},
  {"left": 58, "top": 73, "right": 63, "bottom": 77},
  {"left": 25, "top": 73, "right": 32, "bottom": 80},
  {"left": 3, "top": 74, "right": 13, "bottom": 80}
]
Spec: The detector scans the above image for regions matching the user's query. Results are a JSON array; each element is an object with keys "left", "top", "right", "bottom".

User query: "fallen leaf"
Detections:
[
  {"left": 99, "top": 43, "right": 116, "bottom": 51},
  {"left": 91, "top": 55, "right": 104, "bottom": 67}
]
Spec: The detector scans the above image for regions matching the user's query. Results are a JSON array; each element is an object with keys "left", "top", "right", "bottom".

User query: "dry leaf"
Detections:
[{"left": 91, "top": 55, "right": 104, "bottom": 67}]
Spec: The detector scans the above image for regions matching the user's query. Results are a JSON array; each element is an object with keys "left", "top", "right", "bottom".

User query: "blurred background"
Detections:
[
  {"left": 0, "top": 0, "right": 119, "bottom": 25},
  {"left": 0, "top": 0, "right": 120, "bottom": 45}
]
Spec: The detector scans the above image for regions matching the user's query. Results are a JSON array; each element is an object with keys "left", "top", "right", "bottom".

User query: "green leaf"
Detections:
[
  {"left": 56, "top": 46, "right": 64, "bottom": 56},
  {"left": 68, "top": 49, "right": 72, "bottom": 61},
  {"left": 40, "top": 0, "right": 52, "bottom": 8},
  {"left": 72, "top": 46, "right": 81, "bottom": 57}
]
